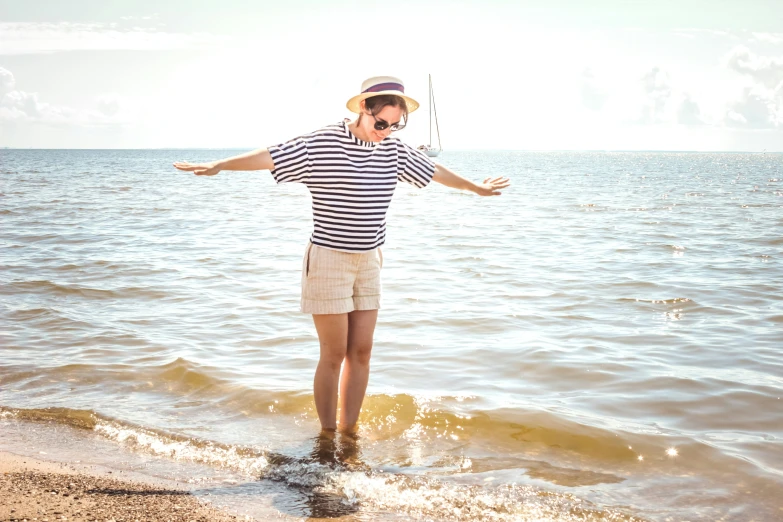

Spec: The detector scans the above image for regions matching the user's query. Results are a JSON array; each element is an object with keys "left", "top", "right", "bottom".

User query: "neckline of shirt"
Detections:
[{"left": 341, "top": 120, "right": 380, "bottom": 149}]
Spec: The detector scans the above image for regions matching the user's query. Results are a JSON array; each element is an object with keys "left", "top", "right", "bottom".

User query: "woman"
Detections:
[{"left": 174, "top": 76, "right": 510, "bottom": 435}]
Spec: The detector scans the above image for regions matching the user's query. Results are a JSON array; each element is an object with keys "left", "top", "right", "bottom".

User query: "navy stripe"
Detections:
[{"left": 267, "top": 121, "right": 434, "bottom": 252}]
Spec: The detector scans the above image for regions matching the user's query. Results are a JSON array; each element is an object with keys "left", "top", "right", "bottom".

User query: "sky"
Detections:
[{"left": 1, "top": 0, "right": 782, "bottom": 151}]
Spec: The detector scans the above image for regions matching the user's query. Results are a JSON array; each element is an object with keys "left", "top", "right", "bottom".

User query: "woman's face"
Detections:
[{"left": 360, "top": 103, "right": 405, "bottom": 143}]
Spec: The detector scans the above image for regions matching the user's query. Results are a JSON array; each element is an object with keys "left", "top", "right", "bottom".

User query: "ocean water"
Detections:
[{"left": 1, "top": 148, "right": 781, "bottom": 521}]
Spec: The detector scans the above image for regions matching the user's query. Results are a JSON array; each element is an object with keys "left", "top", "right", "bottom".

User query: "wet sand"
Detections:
[{"left": 0, "top": 451, "right": 255, "bottom": 522}]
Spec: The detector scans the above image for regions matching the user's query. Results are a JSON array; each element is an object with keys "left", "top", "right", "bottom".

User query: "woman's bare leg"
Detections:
[
  {"left": 312, "top": 313, "right": 349, "bottom": 431},
  {"left": 338, "top": 309, "right": 378, "bottom": 432}
]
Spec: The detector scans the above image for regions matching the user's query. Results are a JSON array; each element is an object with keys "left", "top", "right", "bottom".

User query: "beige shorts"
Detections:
[{"left": 300, "top": 242, "right": 383, "bottom": 315}]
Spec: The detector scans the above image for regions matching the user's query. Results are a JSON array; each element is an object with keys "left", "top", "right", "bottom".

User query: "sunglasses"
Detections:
[{"left": 370, "top": 113, "right": 406, "bottom": 132}]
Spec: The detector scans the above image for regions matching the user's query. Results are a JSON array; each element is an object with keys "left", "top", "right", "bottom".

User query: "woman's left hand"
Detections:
[{"left": 475, "top": 176, "right": 511, "bottom": 196}]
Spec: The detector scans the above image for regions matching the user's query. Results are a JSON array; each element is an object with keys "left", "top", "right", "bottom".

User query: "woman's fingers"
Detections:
[
  {"left": 483, "top": 176, "right": 510, "bottom": 186},
  {"left": 481, "top": 177, "right": 511, "bottom": 192},
  {"left": 476, "top": 176, "right": 511, "bottom": 196},
  {"left": 173, "top": 162, "right": 199, "bottom": 171},
  {"left": 173, "top": 162, "right": 214, "bottom": 174},
  {"left": 487, "top": 178, "right": 510, "bottom": 189}
]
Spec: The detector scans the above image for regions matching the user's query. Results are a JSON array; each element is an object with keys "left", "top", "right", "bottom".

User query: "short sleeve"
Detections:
[
  {"left": 396, "top": 141, "right": 436, "bottom": 188},
  {"left": 267, "top": 137, "right": 311, "bottom": 184}
]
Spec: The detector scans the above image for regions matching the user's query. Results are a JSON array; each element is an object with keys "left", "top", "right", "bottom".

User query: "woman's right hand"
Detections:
[{"left": 173, "top": 161, "right": 221, "bottom": 176}]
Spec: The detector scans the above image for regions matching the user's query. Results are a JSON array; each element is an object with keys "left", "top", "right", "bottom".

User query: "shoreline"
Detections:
[{"left": 0, "top": 451, "right": 256, "bottom": 522}]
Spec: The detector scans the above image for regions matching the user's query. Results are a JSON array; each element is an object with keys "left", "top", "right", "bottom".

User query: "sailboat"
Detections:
[{"left": 417, "top": 74, "right": 441, "bottom": 158}]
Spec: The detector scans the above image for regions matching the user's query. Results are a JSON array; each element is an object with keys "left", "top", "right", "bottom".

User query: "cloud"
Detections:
[
  {"left": 97, "top": 95, "right": 121, "bottom": 117},
  {"left": 724, "top": 86, "right": 781, "bottom": 128},
  {"left": 669, "top": 30, "right": 783, "bottom": 46},
  {"left": 0, "top": 22, "right": 228, "bottom": 54},
  {"left": 0, "top": 67, "right": 131, "bottom": 128},
  {"left": 0, "top": 69, "right": 52, "bottom": 121},
  {"left": 638, "top": 67, "right": 671, "bottom": 124},
  {"left": 725, "top": 46, "right": 783, "bottom": 89},
  {"left": 678, "top": 94, "right": 704, "bottom": 125},
  {"left": 588, "top": 66, "right": 683, "bottom": 126},
  {"left": 723, "top": 47, "right": 783, "bottom": 128},
  {"left": 751, "top": 33, "right": 783, "bottom": 45},
  {"left": 580, "top": 68, "right": 609, "bottom": 111},
  {"left": 0, "top": 89, "right": 76, "bottom": 123},
  {"left": 1, "top": 66, "right": 51, "bottom": 121},
  {"left": 2, "top": 90, "right": 42, "bottom": 117},
  {"left": 669, "top": 28, "right": 739, "bottom": 40},
  {"left": 0, "top": 67, "right": 15, "bottom": 96},
  {"left": 119, "top": 14, "right": 159, "bottom": 22}
]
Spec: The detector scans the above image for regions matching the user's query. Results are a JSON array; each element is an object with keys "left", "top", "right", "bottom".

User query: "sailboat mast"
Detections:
[{"left": 432, "top": 78, "right": 441, "bottom": 151}]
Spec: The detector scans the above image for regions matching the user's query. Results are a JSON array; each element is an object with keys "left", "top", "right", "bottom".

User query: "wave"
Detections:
[
  {"left": 0, "top": 406, "right": 644, "bottom": 521},
  {"left": 0, "top": 406, "right": 274, "bottom": 474},
  {"left": 3, "top": 356, "right": 780, "bottom": 485},
  {"left": 0, "top": 280, "right": 171, "bottom": 300},
  {"left": 0, "top": 393, "right": 706, "bottom": 471},
  {"left": 619, "top": 297, "right": 695, "bottom": 306}
]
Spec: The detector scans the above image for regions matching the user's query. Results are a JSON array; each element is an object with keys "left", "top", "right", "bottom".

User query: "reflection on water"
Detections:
[
  {"left": 310, "top": 431, "right": 364, "bottom": 469},
  {"left": 298, "top": 432, "right": 363, "bottom": 519}
]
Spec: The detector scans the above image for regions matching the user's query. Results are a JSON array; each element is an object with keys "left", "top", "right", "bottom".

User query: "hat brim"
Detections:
[{"left": 346, "top": 91, "right": 420, "bottom": 114}]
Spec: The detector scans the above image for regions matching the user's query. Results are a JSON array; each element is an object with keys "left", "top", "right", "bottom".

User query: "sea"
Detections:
[{"left": 1, "top": 148, "right": 781, "bottom": 521}]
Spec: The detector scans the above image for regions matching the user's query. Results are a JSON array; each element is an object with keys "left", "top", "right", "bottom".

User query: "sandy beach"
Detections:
[{"left": 0, "top": 451, "right": 255, "bottom": 522}]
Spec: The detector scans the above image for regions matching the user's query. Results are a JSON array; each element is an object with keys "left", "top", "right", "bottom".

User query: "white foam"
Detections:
[
  {"left": 319, "top": 472, "right": 575, "bottom": 521},
  {"left": 84, "top": 417, "right": 626, "bottom": 521},
  {"left": 94, "top": 421, "right": 269, "bottom": 476},
  {"left": 263, "top": 461, "right": 617, "bottom": 521}
]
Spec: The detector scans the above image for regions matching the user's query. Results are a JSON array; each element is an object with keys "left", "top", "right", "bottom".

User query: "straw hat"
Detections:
[{"left": 346, "top": 76, "right": 420, "bottom": 114}]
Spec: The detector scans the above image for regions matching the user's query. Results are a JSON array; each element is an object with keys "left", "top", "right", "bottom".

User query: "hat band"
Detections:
[{"left": 363, "top": 82, "right": 404, "bottom": 94}]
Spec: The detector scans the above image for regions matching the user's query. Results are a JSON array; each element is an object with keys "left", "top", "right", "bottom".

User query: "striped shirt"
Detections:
[{"left": 268, "top": 121, "right": 436, "bottom": 252}]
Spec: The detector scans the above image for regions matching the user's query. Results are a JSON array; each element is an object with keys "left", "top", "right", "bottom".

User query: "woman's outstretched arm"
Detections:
[
  {"left": 173, "top": 148, "right": 274, "bottom": 177},
  {"left": 432, "top": 163, "right": 510, "bottom": 196}
]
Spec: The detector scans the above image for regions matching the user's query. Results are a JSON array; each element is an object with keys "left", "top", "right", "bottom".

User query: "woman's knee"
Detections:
[
  {"left": 319, "top": 342, "right": 347, "bottom": 370},
  {"left": 347, "top": 342, "right": 373, "bottom": 366}
]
